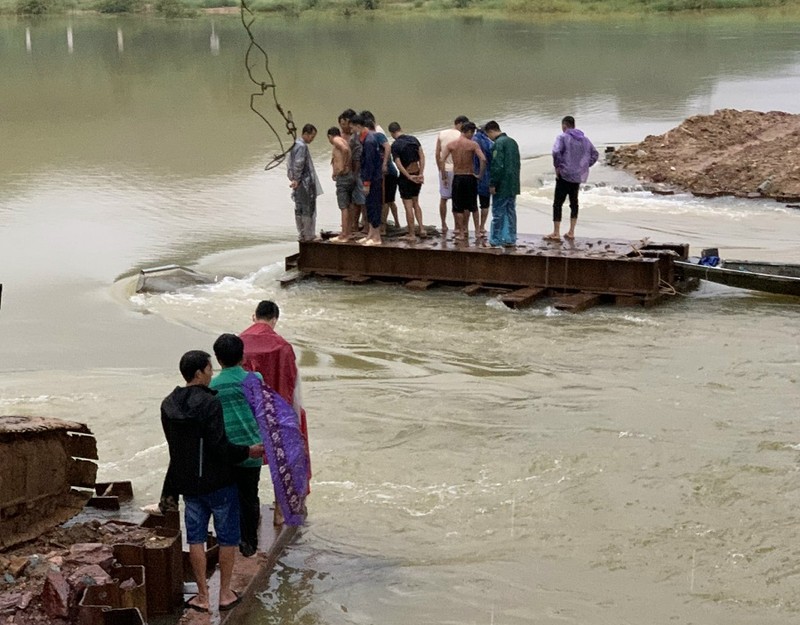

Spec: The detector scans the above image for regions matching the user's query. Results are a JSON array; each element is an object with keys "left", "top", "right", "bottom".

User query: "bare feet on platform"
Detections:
[
  {"left": 331, "top": 235, "right": 352, "bottom": 243},
  {"left": 544, "top": 233, "right": 561, "bottom": 241},
  {"left": 273, "top": 504, "right": 284, "bottom": 527},
  {"left": 418, "top": 228, "right": 427, "bottom": 239},
  {"left": 564, "top": 232, "right": 575, "bottom": 240},
  {"left": 362, "top": 238, "right": 382, "bottom": 246},
  {"left": 400, "top": 234, "right": 416, "bottom": 242},
  {"left": 441, "top": 223, "right": 448, "bottom": 234}
]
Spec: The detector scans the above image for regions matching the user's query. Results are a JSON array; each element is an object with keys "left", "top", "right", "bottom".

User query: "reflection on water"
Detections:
[
  {"left": 2, "top": 14, "right": 800, "bottom": 179},
  {"left": 258, "top": 556, "right": 324, "bottom": 625}
]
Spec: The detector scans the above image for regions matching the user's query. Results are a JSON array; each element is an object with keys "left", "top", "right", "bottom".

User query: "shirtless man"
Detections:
[
  {"left": 435, "top": 115, "right": 469, "bottom": 235},
  {"left": 339, "top": 108, "right": 366, "bottom": 237},
  {"left": 440, "top": 121, "right": 486, "bottom": 242},
  {"left": 327, "top": 127, "right": 355, "bottom": 242}
]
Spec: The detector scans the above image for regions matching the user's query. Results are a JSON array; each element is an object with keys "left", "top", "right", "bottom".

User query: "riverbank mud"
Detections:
[{"left": 608, "top": 109, "right": 800, "bottom": 202}]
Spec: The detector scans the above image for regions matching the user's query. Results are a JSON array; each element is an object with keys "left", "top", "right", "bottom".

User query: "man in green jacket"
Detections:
[
  {"left": 485, "top": 120, "right": 521, "bottom": 248},
  {"left": 211, "top": 333, "right": 264, "bottom": 558}
]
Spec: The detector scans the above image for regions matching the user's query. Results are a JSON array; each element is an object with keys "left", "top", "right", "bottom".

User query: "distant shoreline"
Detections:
[{"left": 3, "top": 0, "right": 799, "bottom": 19}]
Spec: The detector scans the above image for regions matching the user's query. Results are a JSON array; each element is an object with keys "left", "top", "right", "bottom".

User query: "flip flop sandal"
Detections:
[
  {"left": 184, "top": 597, "right": 209, "bottom": 613},
  {"left": 219, "top": 591, "right": 242, "bottom": 612}
]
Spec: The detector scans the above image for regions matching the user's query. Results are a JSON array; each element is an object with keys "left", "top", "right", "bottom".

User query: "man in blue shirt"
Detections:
[
  {"left": 351, "top": 115, "right": 384, "bottom": 246},
  {"left": 473, "top": 125, "right": 494, "bottom": 240}
]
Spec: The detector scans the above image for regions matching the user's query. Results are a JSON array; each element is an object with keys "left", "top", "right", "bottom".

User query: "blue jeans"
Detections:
[
  {"left": 489, "top": 195, "right": 517, "bottom": 246},
  {"left": 184, "top": 484, "right": 241, "bottom": 547}
]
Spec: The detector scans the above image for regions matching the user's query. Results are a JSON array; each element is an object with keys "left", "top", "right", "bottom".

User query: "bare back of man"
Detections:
[
  {"left": 448, "top": 136, "right": 483, "bottom": 175},
  {"left": 441, "top": 128, "right": 486, "bottom": 241},
  {"left": 328, "top": 132, "right": 355, "bottom": 242}
]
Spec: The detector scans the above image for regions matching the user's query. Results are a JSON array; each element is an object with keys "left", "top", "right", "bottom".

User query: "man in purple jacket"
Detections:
[{"left": 546, "top": 116, "right": 599, "bottom": 241}]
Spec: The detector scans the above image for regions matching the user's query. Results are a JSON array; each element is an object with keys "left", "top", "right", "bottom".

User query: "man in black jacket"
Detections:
[{"left": 161, "top": 350, "right": 264, "bottom": 613}]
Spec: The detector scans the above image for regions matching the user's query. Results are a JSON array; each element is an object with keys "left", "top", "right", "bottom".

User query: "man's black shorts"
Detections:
[
  {"left": 452, "top": 174, "right": 478, "bottom": 213},
  {"left": 398, "top": 175, "right": 422, "bottom": 200},
  {"left": 479, "top": 193, "right": 490, "bottom": 210}
]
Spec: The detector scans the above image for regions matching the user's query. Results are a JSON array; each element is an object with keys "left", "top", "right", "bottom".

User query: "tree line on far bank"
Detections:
[
  {"left": 5, "top": 0, "right": 793, "bottom": 20},
  {"left": 9, "top": 0, "right": 198, "bottom": 16}
]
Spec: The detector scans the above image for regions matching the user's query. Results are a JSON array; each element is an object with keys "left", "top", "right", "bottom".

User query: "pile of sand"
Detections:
[{"left": 608, "top": 109, "right": 800, "bottom": 203}]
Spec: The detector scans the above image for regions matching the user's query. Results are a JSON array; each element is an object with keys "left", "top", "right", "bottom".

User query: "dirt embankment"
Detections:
[{"left": 608, "top": 109, "right": 800, "bottom": 203}]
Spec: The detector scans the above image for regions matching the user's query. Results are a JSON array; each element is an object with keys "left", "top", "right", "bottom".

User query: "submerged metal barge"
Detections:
[{"left": 286, "top": 233, "right": 691, "bottom": 311}]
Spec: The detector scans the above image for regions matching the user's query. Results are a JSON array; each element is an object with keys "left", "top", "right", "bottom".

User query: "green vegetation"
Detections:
[
  {"left": 3, "top": 0, "right": 796, "bottom": 18},
  {"left": 223, "top": 0, "right": 793, "bottom": 17},
  {"left": 14, "top": 0, "right": 57, "bottom": 13},
  {"left": 154, "top": 0, "right": 198, "bottom": 15},
  {"left": 95, "top": 0, "right": 142, "bottom": 12}
]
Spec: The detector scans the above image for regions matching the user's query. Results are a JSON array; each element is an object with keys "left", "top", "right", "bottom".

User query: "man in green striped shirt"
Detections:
[{"left": 211, "top": 333, "right": 264, "bottom": 558}]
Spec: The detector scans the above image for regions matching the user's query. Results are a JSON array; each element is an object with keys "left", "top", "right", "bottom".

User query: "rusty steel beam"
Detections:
[
  {"left": 297, "top": 239, "right": 667, "bottom": 297},
  {"left": 500, "top": 287, "right": 547, "bottom": 309},
  {"left": 553, "top": 292, "right": 604, "bottom": 313}
]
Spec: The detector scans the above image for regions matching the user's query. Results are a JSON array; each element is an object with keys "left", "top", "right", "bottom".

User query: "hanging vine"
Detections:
[{"left": 240, "top": 0, "right": 297, "bottom": 170}]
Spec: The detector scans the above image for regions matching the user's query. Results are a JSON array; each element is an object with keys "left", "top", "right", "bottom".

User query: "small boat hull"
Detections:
[{"left": 675, "top": 258, "right": 800, "bottom": 297}]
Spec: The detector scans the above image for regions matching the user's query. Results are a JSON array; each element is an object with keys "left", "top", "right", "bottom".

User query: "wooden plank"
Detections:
[
  {"left": 553, "top": 292, "right": 602, "bottom": 313},
  {"left": 87, "top": 495, "right": 121, "bottom": 510},
  {"left": 278, "top": 270, "right": 304, "bottom": 288},
  {"left": 94, "top": 481, "right": 134, "bottom": 501},
  {"left": 68, "top": 458, "right": 98, "bottom": 488},
  {"left": 500, "top": 287, "right": 546, "bottom": 309},
  {"left": 404, "top": 280, "right": 435, "bottom": 291},
  {"left": 342, "top": 274, "right": 371, "bottom": 284},
  {"left": 65, "top": 432, "right": 98, "bottom": 460},
  {"left": 284, "top": 253, "right": 299, "bottom": 270},
  {"left": 463, "top": 284, "right": 484, "bottom": 296}
]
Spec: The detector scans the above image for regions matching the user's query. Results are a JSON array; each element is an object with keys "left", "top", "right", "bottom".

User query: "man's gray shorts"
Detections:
[{"left": 335, "top": 172, "right": 364, "bottom": 209}]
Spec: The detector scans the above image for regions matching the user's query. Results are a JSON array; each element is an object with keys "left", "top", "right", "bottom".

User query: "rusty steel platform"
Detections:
[{"left": 288, "top": 232, "right": 689, "bottom": 308}]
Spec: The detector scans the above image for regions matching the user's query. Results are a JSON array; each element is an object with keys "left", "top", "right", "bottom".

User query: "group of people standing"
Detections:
[
  {"left": 286, "top": 112, "right": 598, "bottom": 247},
  {"left": 434, "top": 116, "right": 521, "bottom": 246},
  {"left": 159, "top": 301, "right": 310, "bottom": 614}
]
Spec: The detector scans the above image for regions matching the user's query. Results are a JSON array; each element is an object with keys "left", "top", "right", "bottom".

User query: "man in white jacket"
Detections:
[{"left": 287, "top": 124, "right": 322, "bottom": 242}]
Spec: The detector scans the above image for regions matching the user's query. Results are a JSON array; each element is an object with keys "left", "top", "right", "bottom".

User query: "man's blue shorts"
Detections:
[{"left": 183, "top": 484, "right": 241, "bottom": 547}]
